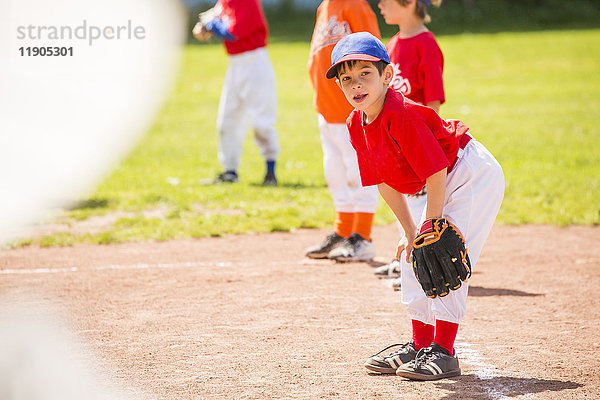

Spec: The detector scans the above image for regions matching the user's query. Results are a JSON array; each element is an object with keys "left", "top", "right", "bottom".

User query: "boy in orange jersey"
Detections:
[{"left": 305, "top": 0, "right": 382, "bottom": 262}]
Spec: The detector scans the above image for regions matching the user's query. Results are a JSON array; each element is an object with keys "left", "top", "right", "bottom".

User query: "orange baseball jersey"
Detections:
[{"left": 308, "top": 0, "right": 381, "bottom": 124}]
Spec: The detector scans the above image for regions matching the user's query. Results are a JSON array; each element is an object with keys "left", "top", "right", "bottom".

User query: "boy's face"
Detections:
[
  {"left": 336, "top": 61, "right": 393, "bottom": 122},
  {"left": 378, "top": 0, "right": 410, "bottom": 25}
]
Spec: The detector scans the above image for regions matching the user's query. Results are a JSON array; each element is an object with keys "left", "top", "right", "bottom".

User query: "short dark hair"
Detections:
[
  {"left": 395, "top": 0, "right": 442, "bottom": 23},
  {"left": 333, "top": 59, "right": 389, "bottom": 79}
]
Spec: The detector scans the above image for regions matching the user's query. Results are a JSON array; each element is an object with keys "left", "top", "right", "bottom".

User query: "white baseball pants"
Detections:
[
  {"left": 395, "top": 194, "right": 427, "bottom": 236},
  {"left": 318, "top": 115, "right": 379, "bottom": 213},
  {"left": 400, "top": 138, "right": 505, "bottom": 325},
  {"left": 216, "top": 47, "right": 280, "bottom": 171}
]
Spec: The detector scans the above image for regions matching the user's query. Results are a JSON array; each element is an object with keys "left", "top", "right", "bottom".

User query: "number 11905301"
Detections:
[{"left": 19, "top": 46, "right": 73, "bottom": 56}]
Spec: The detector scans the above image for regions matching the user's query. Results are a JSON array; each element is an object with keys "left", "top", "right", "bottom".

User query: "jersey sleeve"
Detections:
[
  {"left": 418, "top": 37, "right": 445, "bottom": 105},
  {"left": 345, "top": 0, "right": 381, "bottom": 38},
  {"left": 393, "top": 116, "right": 449, "bottom": 181}
]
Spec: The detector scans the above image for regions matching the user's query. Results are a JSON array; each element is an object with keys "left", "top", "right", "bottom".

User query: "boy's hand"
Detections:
[
  {"left": 192, "top": 22, "right": 211, "bottom": 41},
  {"left": 395, "top": 228, "right": 418, "bottom": 263}
]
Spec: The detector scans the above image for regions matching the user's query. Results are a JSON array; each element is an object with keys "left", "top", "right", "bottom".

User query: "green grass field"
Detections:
[{"left": 19, "top": 28, "right": 600, "bottom": 247}]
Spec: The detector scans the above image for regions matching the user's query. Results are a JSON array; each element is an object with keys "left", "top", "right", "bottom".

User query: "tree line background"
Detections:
[{"left": 186, "top": 0, "right": 600, "bottom": 41}]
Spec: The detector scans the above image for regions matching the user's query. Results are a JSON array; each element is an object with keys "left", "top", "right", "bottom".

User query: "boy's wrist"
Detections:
[{"left": 404, "top": 222, "right": 418, "bottom": 236}]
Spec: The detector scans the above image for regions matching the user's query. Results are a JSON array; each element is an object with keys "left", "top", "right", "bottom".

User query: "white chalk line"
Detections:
[
  {"left": 0, "top": 261, "right": 249, "bottom": 275},
  {"left": 455, "top": 340, "right": 498, "bottom": 380},
  {"left": 455, "top": 339, "right": 523, "bottom": 400}
]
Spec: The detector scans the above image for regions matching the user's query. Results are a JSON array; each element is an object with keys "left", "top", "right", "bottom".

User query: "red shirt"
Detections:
[
  {"left": 386, "top": 31, "right": 444, "bottom": 105},
  {"left": 219, "top": 0, "right": 268, "bottom": 55},
  {"left": 347, "top": 88, "right": 469, "bottom": 195}
]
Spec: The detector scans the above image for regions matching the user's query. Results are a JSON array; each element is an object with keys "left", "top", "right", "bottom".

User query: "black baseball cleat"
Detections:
[
  {"left": 327, "top": 233, "right": 374, "bottom": 262},
  {"left": 262, "top": 171, "right": 277, "bottom": 186},
  {"left": 364, "top": 341, "right": 418, "bottom": 374},
  {"left": 304, "top": 232, "right": 345, "bottom": 259},
  {"left": 373, "top": 259, "right": 401, "bottom": 278},
  {"left": 395, "top": 343, "right": 461, "bottom": 381},
  {"left": 201, "top": 171, "right": 239, "bottom": 185},
  {"left": 214, "top": 171, "right": 239, "bottom": 183}
]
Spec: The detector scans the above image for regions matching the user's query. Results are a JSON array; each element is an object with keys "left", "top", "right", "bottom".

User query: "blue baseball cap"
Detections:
[{"left": 325, "top": 32, "right": 390, "bottom": 79}]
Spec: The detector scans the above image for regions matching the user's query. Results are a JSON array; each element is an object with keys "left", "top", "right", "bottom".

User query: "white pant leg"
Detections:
[
  {"left": 401, "top": 139, "right": 505, "bottom": 325},
  {"left": 318, "top": 116, "right": 379, "bottom": 213},
  {"left": 216, "top": 64, "right": 248, "bottom": 171},
  {"left": 243, "top": 49, "right": 280, "bottom": 162},
  {"left": 216, "top": 48, "right": 280, "bottom": 171}
]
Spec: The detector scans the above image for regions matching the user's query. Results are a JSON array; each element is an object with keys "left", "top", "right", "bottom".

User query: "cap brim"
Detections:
[{"left": 325, "top": 53, "right": 382, "bottom": 79}]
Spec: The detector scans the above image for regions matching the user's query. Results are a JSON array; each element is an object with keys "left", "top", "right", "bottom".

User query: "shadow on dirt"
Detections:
[
  {"left": 366, "top": 259, "right": 387, "bottom": 268},
  {"left": 248, "top": 182, "right": 328, "bottom": 189},
  {"left": 436, "top": 374, "right": 582, "bottom": 399},
  {"left": 468, "top": 285, "right": 543, "bottom": 297},
  {"left": 70, "top": 197, "right": 110, "bottom": 210}
]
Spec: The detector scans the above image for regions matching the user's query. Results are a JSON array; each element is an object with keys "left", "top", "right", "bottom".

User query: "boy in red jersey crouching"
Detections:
[{"left": 326, "top": 32, "right": 504, "bottom": 380}]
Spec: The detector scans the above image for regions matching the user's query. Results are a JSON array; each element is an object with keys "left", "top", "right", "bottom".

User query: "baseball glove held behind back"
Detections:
[{"left": 412, "top": 218, "right": 471, "bottom": 299}]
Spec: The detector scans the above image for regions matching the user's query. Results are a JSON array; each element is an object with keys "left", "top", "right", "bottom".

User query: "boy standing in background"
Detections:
[
  {"left": 305, "top": 0, "right": 382, "bottom": 262},
  {"left": 193, "top": 0, "right": 280, "bottom": 186}
]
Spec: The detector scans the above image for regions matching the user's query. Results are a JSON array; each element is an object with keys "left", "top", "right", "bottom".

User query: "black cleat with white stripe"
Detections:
[
  {"left": 304, "top": 232, "right": 345, "bottom": 259},
  {"left": 364, "top": 341, "right": 418, "bottom": 374},
  {"left": 395, "top": 343, "right": 461, "bottom": 380}
]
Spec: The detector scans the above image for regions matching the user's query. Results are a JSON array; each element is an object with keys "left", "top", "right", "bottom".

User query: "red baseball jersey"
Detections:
[
  {"left": 347, "top": 88, "right": 469, "bottom": 195},
  {"left": 386, "top": 31, "right": 445, "bottom": 106},
  {"left": 218, "top": 0, "right": 268, "bottom": 55}
]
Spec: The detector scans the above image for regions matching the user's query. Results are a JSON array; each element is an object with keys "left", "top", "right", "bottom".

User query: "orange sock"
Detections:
[
  {"left": 334, "top": 212, "right": 354, "bottom": 238},
  {"left": 352, "top": 212, "right": 374, "bottom": 241}
]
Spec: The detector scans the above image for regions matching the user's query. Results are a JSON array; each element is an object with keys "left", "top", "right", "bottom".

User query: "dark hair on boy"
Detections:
[
  {"left": 395, "top": 0, "right": 442, "bottom": 23},
  {"left": 334, "top": 59, "right": 389, "bottom": 79}
]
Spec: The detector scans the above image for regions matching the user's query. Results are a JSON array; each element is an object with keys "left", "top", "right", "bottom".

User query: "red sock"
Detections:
[
  {"left": 411, "top": 320, "right": 435, "bottom": 350},
  {"left": 433, "top": 320, "right": 459, "bottom": 355}
]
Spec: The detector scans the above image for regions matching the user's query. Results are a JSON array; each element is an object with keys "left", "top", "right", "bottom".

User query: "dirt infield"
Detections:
[{"left": 1, "top": 224, "right": 599, "bottom": 399}]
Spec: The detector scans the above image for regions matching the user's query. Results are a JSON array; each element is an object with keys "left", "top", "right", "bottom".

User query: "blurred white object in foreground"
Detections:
[
  {"left": 0, "top": 299, "right": 146, "bottom": 400},
  {"left": 0, "top": 0, "right": 185, "bottom": 243}
]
